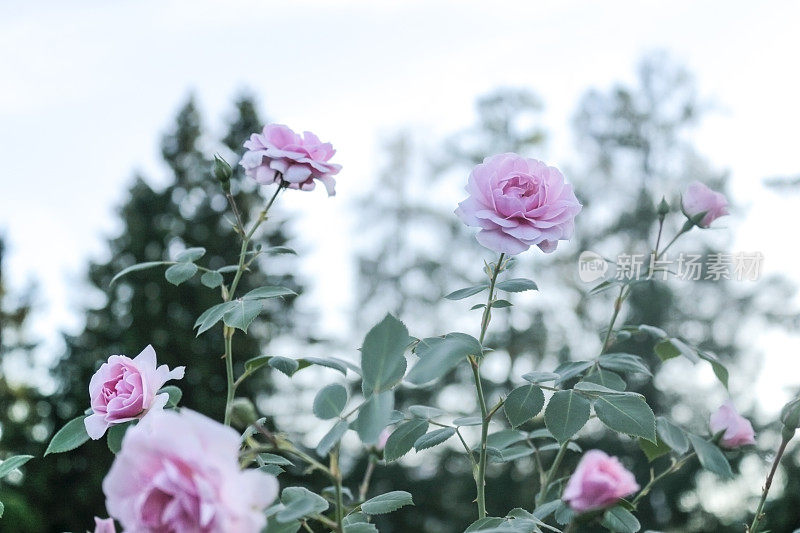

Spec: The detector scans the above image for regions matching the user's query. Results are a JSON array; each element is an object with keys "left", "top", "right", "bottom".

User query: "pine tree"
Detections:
[{"left": 2, "top": 95, "right": 306, "bottom": 532}]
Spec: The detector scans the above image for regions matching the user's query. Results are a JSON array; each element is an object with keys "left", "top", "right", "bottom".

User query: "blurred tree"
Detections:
[
  {"left": 0, "top": 237, "right": 50, "bottom": 532},
  {"left": 0, "top": 95, "right": 309, "bottom": 531},
  {"left": 353, "top": 53, "right": 798, "bottom": 532}
]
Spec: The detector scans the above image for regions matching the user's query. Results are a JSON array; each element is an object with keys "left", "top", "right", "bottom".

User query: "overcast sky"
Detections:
[{"left": 2, "top": 0, "right": 800, "bottom": 410}]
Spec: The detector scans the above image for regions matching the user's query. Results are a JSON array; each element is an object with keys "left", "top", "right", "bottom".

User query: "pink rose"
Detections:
[
  {"left": 682, "top": 181, "right": 729, "bottom": 228},
  {"left": 85, "top": 345, "right": 184, "bottom": 439},
  {"left": 562, "top": 450, "right": 639, "bottom": 512},
  {"left": 455, "top": 153, "right": 581, "bottom": 255},
  {"left": 103, "top": 409, "right": 278, "bottom": 532},
  {"left": 710, "top": 401, "right": 756, "bottom": 448},
  {"left": 240, "top": 124, "right": 341, "bottom": 196},
  {"left": 93, "top": 517, "right": 116, "bottom": 533}
]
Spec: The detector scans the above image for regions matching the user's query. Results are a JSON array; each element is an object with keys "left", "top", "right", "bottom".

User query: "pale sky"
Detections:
[{"left": 1, "top": 0, "right": 800, "bottom": 411}]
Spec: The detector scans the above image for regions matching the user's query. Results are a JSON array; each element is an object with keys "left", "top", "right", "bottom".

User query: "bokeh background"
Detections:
[{"left": 2, "top": 1, "right": 800, "bottom": 531}]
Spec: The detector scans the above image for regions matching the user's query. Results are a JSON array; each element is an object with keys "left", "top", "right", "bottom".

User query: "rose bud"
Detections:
[
  {"left": 682, "top": 181, "right": 729, "bottom": 228},
  {"left": 710, "top": 400, "right": 756, "bottom": 448},
  {"left": 562, "top": 450, "right": 639, "bottom": 513}
]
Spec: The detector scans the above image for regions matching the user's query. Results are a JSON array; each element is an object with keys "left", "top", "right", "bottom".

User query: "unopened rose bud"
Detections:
[
  {"left": 657, "top": 197, "right": 669, "bottom": 218},
  {"left": 681, "top": 181, "right": 729, "bottom": 228},
  {"left": 710, "top": 401, "right": 756, "bottom": 448},
  {"left": 229, "top": 397, "right": 258, "bottom": 429},
  {"left": 213, "top": 154, "right": 233, "bottom": 192},
  {"left": 781, "top": 398, "right": 800, "bottom": 430}
]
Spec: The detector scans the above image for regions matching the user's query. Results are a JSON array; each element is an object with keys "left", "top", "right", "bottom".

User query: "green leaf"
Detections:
[
  {"left": 639, "top": 435, "right": 671, "bottom": 461},
  {"left": 194, "top": 301, "right": 237, "bottom": 335},
  {"left": 656, "top": 417, "right": 689, "bottom": 454},
  {"left": 0, "top": 455, "right": 33, "bottom": 478},
  {"left": 176, "top": 247, "right": 206, "bottom": 262},
  {"left": 316, "top": 420, "right": 349, "bottom": 457},
  {"left": 360, "top": 314, "right": 409, "bottom": 396},
  {"left": 222, "top": 299, "right": 263, "bottom": 332},
  {"left": 485, "top": 429, "right": 528, "bottom": 450},
  {"left": 553, "top": 360, "right": 594, "bottom": 384},
  {"left": 698, "top": 351, "right": 729, "bottom": 389},
  {"left": 243, "top": 286, "right": 296, "bottom": 300},
  {"left": 110, "top": 261, "right": 168, "bottom": 286},
  {"left": 504, "top": 385, "right": 545, "bottom": 428},
  {"left": 594, "top": 394, "right": 657, "bottom": 443},
  {"left": 244, "top": 355, "right": 273, "bottom": 373},
  {"left": 406, "top": 333, "right": 481, "bottom": 386},
  {"left": 0, "top": 500, "right": 3, "bottom": 518},
  {"left": 495, "top": 278, "right": 538, "bottom": 292},
  {"left": 264, "top": 515, "right": 301, "bottom": 533},
  {"left": 355, "top": 390, "right": 394, "bottom": 445},
  {"left": 107, "top": 421, "right": 136, "bottom": 454},
  {"left": 465, "top": 517, "right": 506, "bottom": 531},
  {"left": 343, "top": 524, "right": 378, "bottom": 533},
  {"left": 200, "top": 270, "right": 224, "bottom": 288},
  {"left": 655, "top": 338, "right": 699, "bottom": 363},
  {"left": 444, "top": 284, "right": 488, "bottom": 300},
  {"left": 490, "top": 299, "right": 513, "bottom": 309},
  {"left": 313, "top": 384, "right": 348, "bottom": 420},
  {"left": 384, "top": 419, "right": 428, "bottom": 462},
  {"left": 276, "top": 487, "right": 329, "bottom": 522},
  {"left": 259, "top": 453, "right": 294, "bottom": 466},
  {"left": 300, "top": 357, "right": 348, "bottom": 376},
  {"left": 598, "top": 353, "right": 652, "bottom": 376},
  {"left": 165, "top": 262, "right": 198, "bottom": 285},
  {"left": 45, "top": 416, "right": 90, "bottom": 455},
  {"left": 361, "top": 491, "right": 414, "bottom": 515},
  {"left": 269, "top": 356, "right": 300, "bottom": 377},
  {"left": 414, "top": 427, "right": 456, "bottom": 451},
  {"left": 522, "top": 371, "right": 561, "bottom": 384},
  {"left": 408, "top": 405, "right": 446, "bottom": 419},
  {"left": 573, "top": 381, "right": 628, "bottom": 396},
  {"left": 601, "top": 506, "right": 641, "bottom": 532},
  {"left": 544, "top": 390, "right": 591, "bottom": 443},
  {"left": 688, "top": 434, "right": 733, "bottom": 478},
  {"left": 581, "top": 369, "right": 626, "bottom": 391},
  {"left": 453, "top": 416, "right": 483, "bottom": 427},
  {"left": 159, "top": 385, "right": 182, "bottom": 407},
  {"left": 637, "top": 324, "right": 668, "bottom": 338},
  {"left": 265, "top": 246, "right": 297, "bottom": 255}
]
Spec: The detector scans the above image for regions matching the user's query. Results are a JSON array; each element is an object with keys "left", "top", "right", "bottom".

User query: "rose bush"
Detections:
[{"left": 20, "top": 127, "right": 794, "bottom": 533}]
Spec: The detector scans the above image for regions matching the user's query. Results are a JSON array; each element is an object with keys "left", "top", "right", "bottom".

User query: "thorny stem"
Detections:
[
  {"left": 330, "top": 446, "right": 345, "bottom": 531},
  {"left": 358, "top": 457, "right": 377, "bottom": 502},
  {"left": 536, "top": 440, "right": 569, "bottom": 505},
  {"left": 630, "top": 452, "right": 695, "bottom": 507},
  {"left": 222, "top": 184, "right": 283, "bottom": 426},
  {"left": 472, "top": 253, "right": 505, "bottom": 518},
  {"left": 749, "top": 436, "right": 792, "bottom": 532}
]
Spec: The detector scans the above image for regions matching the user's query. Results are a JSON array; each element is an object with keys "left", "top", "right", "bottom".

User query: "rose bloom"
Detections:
[
  {"left": 93, "top": 517, "right": 116, "bottom": 533},
  {"left": 455, "top": 153, "right": 581, "bottom": 255},
  {"left": 710, "top": 401, "right": 756, "bottom": 448},
  {"left": 85, "top": 345, "right": 184, "bottom": 439},
  {"left": 240, "top": 124, "right": 341, "bottom": 196},
  {"left": 562, "top": 450, "right": 639, "bottom": 512},
  {"left": 104, "top": 409, "right": 278, "bottom": 532},
  {"left": 682, "top": 181, "right": 729, "bottom": 228}
]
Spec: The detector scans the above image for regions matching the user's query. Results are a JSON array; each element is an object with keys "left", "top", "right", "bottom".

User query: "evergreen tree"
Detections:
[
  {"left": 353, "top": 54, "right": 796, "bottom": 531},
  {"left": 1, "top": 95, "right": 306, "bottom": 532}
]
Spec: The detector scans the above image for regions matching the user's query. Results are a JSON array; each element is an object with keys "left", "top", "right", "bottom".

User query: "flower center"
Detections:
[{"left": 501, "top": 174, "right": 540, "bottom": 199}]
